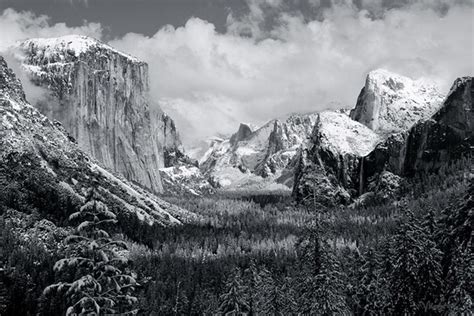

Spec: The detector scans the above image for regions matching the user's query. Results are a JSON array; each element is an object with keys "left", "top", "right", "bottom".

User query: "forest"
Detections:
[{"left": 0, "top": 158, "right": 472, "bottom": 315}]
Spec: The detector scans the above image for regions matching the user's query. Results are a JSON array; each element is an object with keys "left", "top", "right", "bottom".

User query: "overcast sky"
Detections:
[{"left": 0, "top": 0, "right": 473, "bottom": 148}]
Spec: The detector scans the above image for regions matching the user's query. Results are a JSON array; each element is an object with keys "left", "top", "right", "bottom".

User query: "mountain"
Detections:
[
  {"left": 293, "top": 69, "right": 472, "bottom": 206},
  {"left": 0, "top": 55, "right": 195, "bottom": 226},
  {"left": 15, "top": 35, "right": 183, "bottom": 193},
  {"left": 350, "top": 69, "right": 444, "bottom": 135},
  {"left": 292, "top": 111, "right": 381, "bottom": 206},
  {"left": 199, "top": 113, "right": 318, "bottom": 191},
  {"left": 160, "top": 164, "right": 215, "bottom": 196},
  {"left": 359, "top": 76, "right": 473, "bottom": 196}
]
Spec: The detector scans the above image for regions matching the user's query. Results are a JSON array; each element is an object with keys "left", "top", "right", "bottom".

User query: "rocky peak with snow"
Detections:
[
  {"left": 229, "top": 123, "right": 254, "bottom": 146},
  {"left": 15, "top": 35, "right": 183, "bottom": 193},
  {"left": 0, "top": 56, "right": 195, "bottom": 226},
  {"left": 292, "top": 111, "right": 381, "bottom": 205},
  {"left": 199, "top": 113, "right": 318, "bottom": 190},
  {"left": 350, "top": 69, "right": 444, "bottom": 135},
  {"left": 360, "top": 76, "right": 473, "bottom": 187}
]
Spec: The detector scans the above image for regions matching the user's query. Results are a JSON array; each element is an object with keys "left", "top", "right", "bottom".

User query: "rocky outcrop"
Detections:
[
  {"left": 200, "top": 113, "right": 318, "bottom": 191},
  {"left": 360, "top": 76, "right": 473, "bottom": 191},
  {"left": 16, "top": 35, "right": 182, "bottom": 193},
  {"left": 350, "top": 69, "right": 444, "bottom": 135},
  {"left": 292, "top": 111, "right": 381, "bottom": 206},
  {"left": 292, "top": 71, "right": 468, "bottom": 206},
  {"left": 160, "top": 164, "right": 214, "bottom": 196},
  {"left": 229, "top": 123, "right": 254, "bottom": 146},
  {"left": 0, "top": 55, "right": 196, "bottom": 226}
]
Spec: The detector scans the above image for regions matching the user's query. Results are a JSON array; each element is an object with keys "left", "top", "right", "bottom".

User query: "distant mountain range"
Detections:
[{"left": 1, "top": 34, "right": 472, "bottom": 208}]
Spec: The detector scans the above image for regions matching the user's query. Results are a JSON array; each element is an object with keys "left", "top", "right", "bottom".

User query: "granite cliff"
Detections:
[
  {"left": 0, "top": 55, "right": 195, "bottom": 226},
  {"left": 16, "top": 35, "right": 183, "bottom": 193}
]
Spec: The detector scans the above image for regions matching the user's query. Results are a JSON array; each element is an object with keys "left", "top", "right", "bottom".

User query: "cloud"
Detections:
[
  {"left": 0, "top": 8, "right": 102, "bottom": 52},
  {"left": 0, "top": 8, "right": 102, "bottom": 108},
  {"left": 0, "top": 2, "right": 472, "bottom": 150},
  {"left": 110, "top": 1, "right": 473, "bottom": 147}
]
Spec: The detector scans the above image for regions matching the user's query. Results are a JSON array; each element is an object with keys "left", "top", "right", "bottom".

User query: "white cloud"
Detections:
[
  {"left": 0, "top": 8, "right": 102, "bottom": 51},
  {"left": 0, "top": 2, "right": 472, "bottom": 149},
  {"left": 0, "top": 8, "right": 102, "bottom": 106},
  {"left": 111, "top": 2, "right": 473, "bottom": 147}
]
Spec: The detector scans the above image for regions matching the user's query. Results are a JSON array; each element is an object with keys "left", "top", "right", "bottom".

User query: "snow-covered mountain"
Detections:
[
  {"left": 350, "top": 69, "right": 444, "bottom": 135},
  {"left": 199, "top": 113, "right": 318, "bottom": 191},
  {"left": 160, "top": 164, "right": 214, "bottom": 196},
  {"left": 292, "top": 111, "right": 381, "bottom": 205},
  {"left": 0, "top": 55, "right": 196, "bottom": 226},
  {"left": 360, "top": 76, "right": 473, "bottom": 192},
  {"left": 14, "top": 35, "right": 184, "bottom": 193},
  {"left": 293, "top": 69, "right": 472, "bottom": 206}
]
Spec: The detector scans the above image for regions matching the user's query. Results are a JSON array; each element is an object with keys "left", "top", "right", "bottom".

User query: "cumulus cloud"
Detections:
[
  {"left": 110, "top": 1, "right": 473, "bottom": 147},
  {"left": 0, "top": 8, "right": 102, "bottom": 105},
  {"left": 0, "top": 8, "right": 102, "bottom": 51},
  {"left": 0, "top": 1, "right": 472, "bottom": 149}
]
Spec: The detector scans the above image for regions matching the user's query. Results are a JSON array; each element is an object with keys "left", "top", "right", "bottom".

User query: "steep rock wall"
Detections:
[
  {"left": 292, "top": 111, "right": 381, "bottom": 206},
  {"left": 360, "top": 77, "right": 473, "bottom": 193},
  {"left": 17, "top": 35, "right": 182, "bottom": 193},
  {"left": 0, "top": 55, "right": 195, "bottom": 226}
]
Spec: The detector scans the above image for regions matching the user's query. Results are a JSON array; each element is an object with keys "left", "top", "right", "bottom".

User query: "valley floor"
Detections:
[{"left": 0, "top": 159, "right": 472, "bottom": 315}]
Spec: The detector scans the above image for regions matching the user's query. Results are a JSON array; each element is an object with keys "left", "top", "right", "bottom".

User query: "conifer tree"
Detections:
[
  {"left": 352, "top": 247, "right": 389, "bottom": 315},
  {"left": 296, "top": 224, "right": 349, "bottom": 315},
  {"left": 218, "top": 267, "right": 249, "bottom": 315},
  {"left": 439, "top": 179, "right": 473, "bottom": 312},
  {"left": 43, "top": 189, "right": 139, "bottom": 315},
  {"left": 388, "top": 211, "right": 443, "bottom": 315},
  {"left": 258, "top": 267, "right": 286, "bottom": 316},
  {"left": 243, "top": 260, "right": 261, "bottom": 315}
]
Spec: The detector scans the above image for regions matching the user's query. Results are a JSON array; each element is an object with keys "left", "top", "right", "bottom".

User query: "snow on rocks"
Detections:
[
  {"left": 0, "top": 55, "right": 196, "bottom": 227},
  {"left": 350, "top": 69, "right": 444, "bottom": 135},
  {"left": 199, "top": 113, "right": 318, "bottom": 191},
  {"left": 315, "top": 111, "right": 381, "bottom": 157},
  {"left": 20, "top": 35, "right": 140, "bottom": 63}
]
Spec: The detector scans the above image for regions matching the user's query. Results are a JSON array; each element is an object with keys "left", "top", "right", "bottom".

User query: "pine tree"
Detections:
[
  {"left": 443, "top": 244, "right": 473, "bottom": 314},
  {"left": 243, "top": 260, "right": 261, "bottom": 315},
  {"left": 388, "top": 210, "right": 443, "bottom": 315},
  {"left": 43, "top": 189, "right": 139, "bottom": 315},
  {"left": 439, "top": 179, "right": 473, "bottom": 313},
  {"left": 258, "top": 267, "right": 286, "bottom": 316},
  {"left": 218, "top": 267, "right": 249, "bottom": 315},
  {"left": 352, "top": 247, "right": 389, "bottom": 315},
  {"left": 296, "top": 224, "right": 349, "bottom": 315},
  {"left": 0, "top": 217, "right": 7, "bottom": 315}
]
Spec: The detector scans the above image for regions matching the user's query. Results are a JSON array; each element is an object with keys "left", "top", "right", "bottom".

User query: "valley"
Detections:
[{"left": 0, "top": 28, "right": 472, "bottom": 315}]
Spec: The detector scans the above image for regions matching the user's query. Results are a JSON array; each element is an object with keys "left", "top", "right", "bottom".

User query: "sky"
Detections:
[{"left": 0, "top": 0, "right": 473, "bottom": 149}]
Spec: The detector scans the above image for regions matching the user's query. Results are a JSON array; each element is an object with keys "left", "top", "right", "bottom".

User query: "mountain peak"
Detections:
[
  {"left": 20, "top": 34, "right": 140, "bottom": 63},
  {"left": 350, "top": 68, "right": 444, "bottom": 135},
  {"left": 229, "top": 122, "right": 254, "bottom": 145}
]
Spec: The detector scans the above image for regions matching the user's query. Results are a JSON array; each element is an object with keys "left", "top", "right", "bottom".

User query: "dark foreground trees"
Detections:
[{"left": 43, "top": 190, "right": 139, "bottom": 315}]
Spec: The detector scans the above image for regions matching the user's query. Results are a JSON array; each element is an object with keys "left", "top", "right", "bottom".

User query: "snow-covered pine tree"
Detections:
[
  {"left": 43, "top": 189, "right": 139, "bottom": 315},
  {"left": 388, "top": 210, "right": 443, "bottom": 315},
  {"left": 352, "top": 246, "right": 390, "bottom": 315},
  {"left": 218, "top": 267, "right": 249, "bottom": 315},
  {"left": 296, "top": 224, "right": 349, "bottom": 315},
  {"left": 439, "top": 179, "right": 473, "bottom": 313},
  {"left": 243, "top": 260, "right": 261, "bottom": 315},
  {"left": 258, "top": 266, "right": 286, "bottom": 316}
]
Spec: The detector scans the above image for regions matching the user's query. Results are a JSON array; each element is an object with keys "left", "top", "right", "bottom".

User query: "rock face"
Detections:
[
  {"left": 292, "top": 70, "right": 466, "bottom": 206},
  {"left": 200, "top": 113, "right": 318, "bottom": 191},
  {"left": 292, "top": 111, "right": 381, "bottom": 206},
  {"left": 350, "top": 69, "right": 444, "bottom": 135},
  {"left": 160, "top": 164, "right": 215, "bottom": 196},
  {"left": 360, "top": 76, "right": 473, "bottom": 191},
  {"left": 0, "top": 55, "right": 195, "bottom": 226},
  {"left": 16, "top": 35, "right": 182, "bottom": 193}
]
